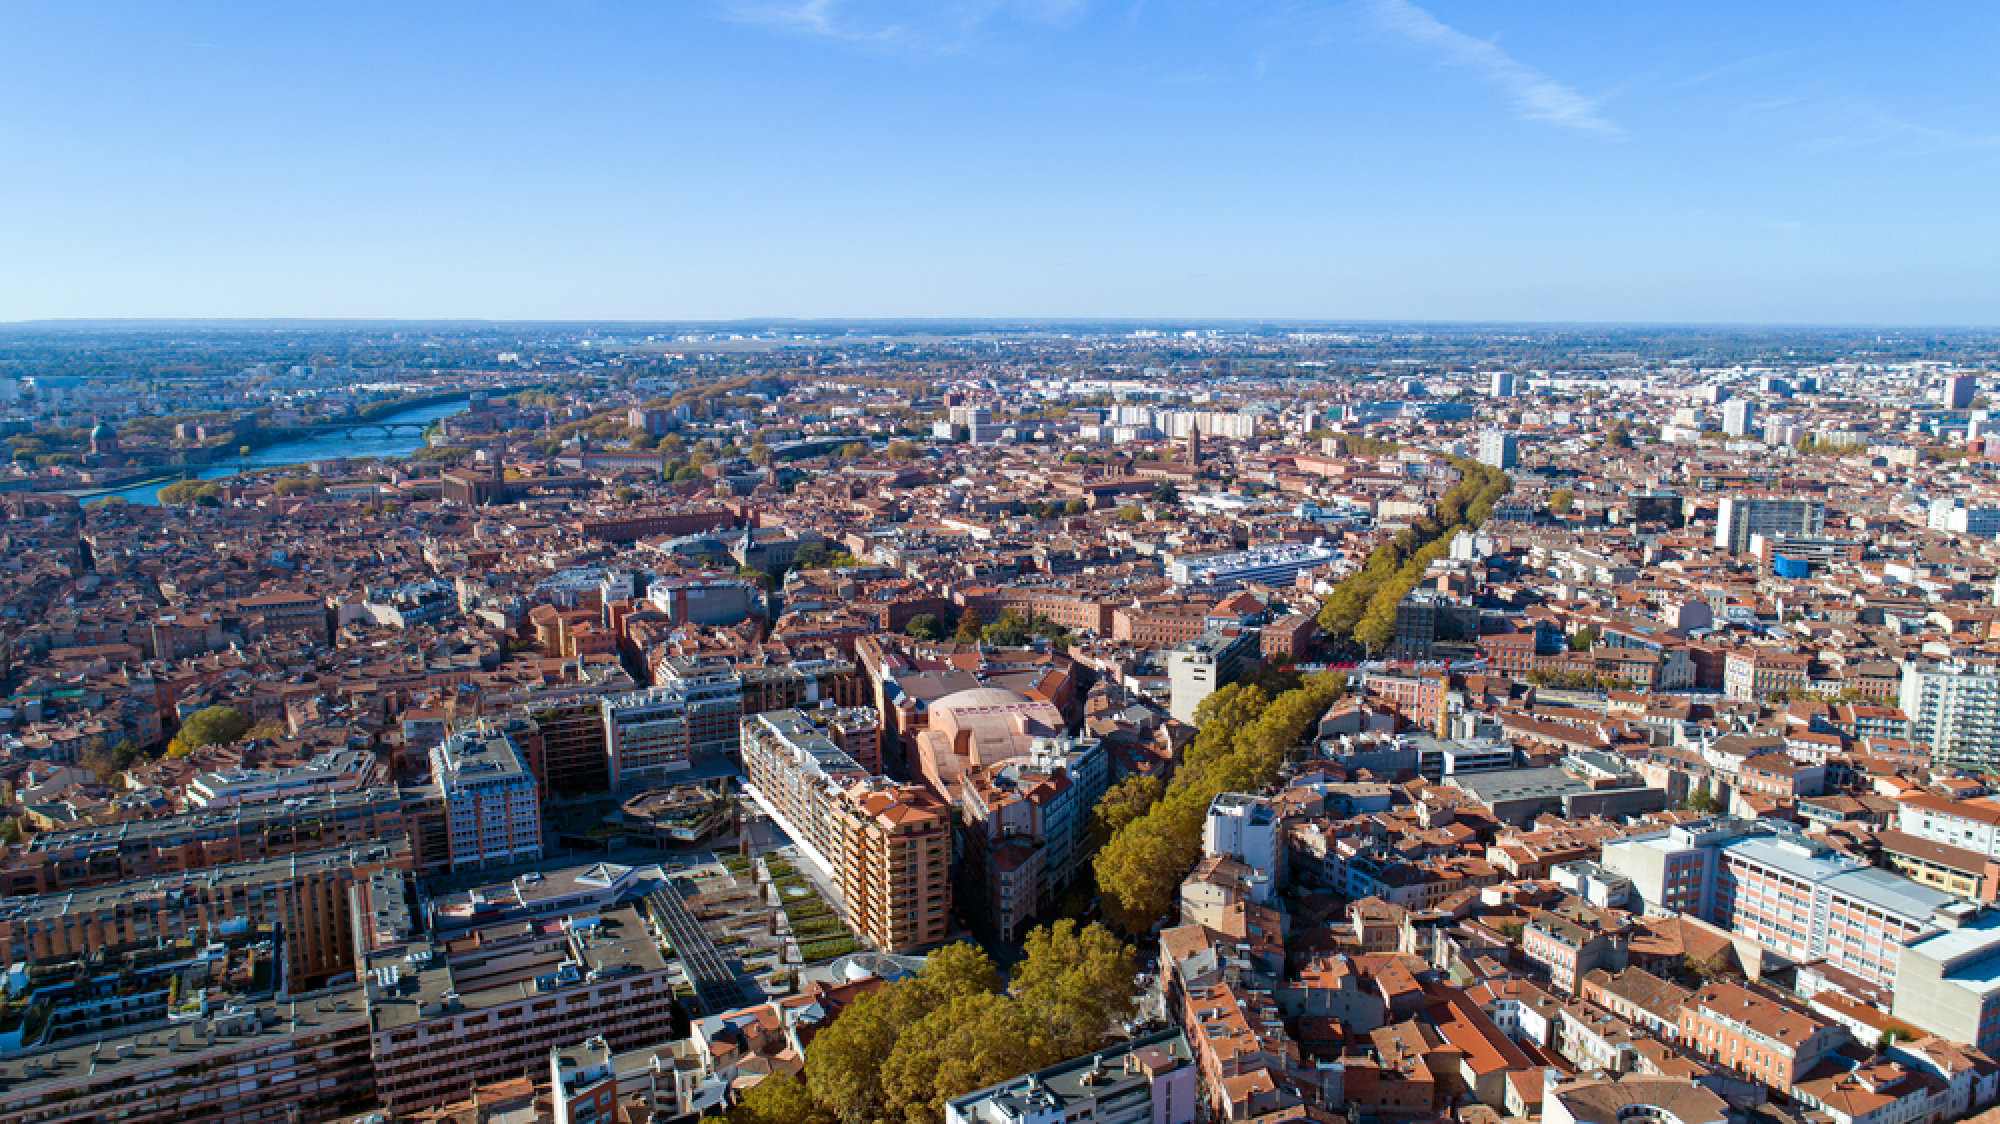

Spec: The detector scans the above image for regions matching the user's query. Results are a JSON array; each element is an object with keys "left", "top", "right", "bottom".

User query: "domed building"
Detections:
[
  {"left": 87, "top": 419, "right": 123, "bottom": 468},
  {"left": 912, "top": 686, "right": 1063, "bottom": 799}
]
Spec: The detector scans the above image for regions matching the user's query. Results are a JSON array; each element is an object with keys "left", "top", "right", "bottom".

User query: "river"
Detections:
[{"left": 84, "top": 399, "right": 471, "bottom": 505}]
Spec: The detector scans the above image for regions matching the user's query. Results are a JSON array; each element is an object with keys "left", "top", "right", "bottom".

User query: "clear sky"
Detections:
[{"left": 2, "top": 1, "right": 1997, "bottom": 324}]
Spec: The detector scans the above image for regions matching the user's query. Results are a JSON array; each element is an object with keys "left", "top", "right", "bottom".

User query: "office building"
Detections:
[
  {"left": 601, "top": 657, "right": 745, "bottom": 791},
  {"left": 1947, "top": 374, "right": 1979, "bottom": 410},
  {"left": 945, "top": 1029, "right": 1198, "bottom": 1124},
  {"left": 1901, "top": 661, "right": 2000, "bottom": 770},
  {"left": 1713, "top": 495, "right": 1825, "bottom": 553},
  {"left": 1601, "top": 820, "right": 1955, "bottom": 990},
  {"left": 1168, "top": 628, "right": 1261, "bottom": 724},
  {"left": 1489, "top": 370, "right": 1516, "bottom": 398},
  {"left": 430, "top": 721, "right": 543, "bottom": 873},
  {"left": 1477, "top": 430, "right": 1518, "bottom": 470},
  {"left": 1929, "top": 498, "right": 2000, "bottom": 539},
  {"left": 0, "top": 840, "right": 413, "bottom": 990},
  {"left": 1720, "top": 398, "right": 1756, "bottom": 437},
  {"left": 1892, "top": 908, "right": 2000, "bottom": 1057},
  {"left": 1164, "top": 542, "right": 1338, "bottom": 587}
]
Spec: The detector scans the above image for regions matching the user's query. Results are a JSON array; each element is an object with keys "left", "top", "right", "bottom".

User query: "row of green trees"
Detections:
[
  {"left": 730, "top": 922, "right": 1136, "bottom": 1124},
  {"left": 1091, "top": 673, "right": 1347, "bottom": 931},
  {"left": 1314, "top": 457, "right": 1511, "bottom": 654}
]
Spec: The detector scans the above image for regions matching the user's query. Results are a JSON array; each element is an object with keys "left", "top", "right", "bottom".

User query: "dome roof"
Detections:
[
  {"left": 930, "top": 687, "right": 1038, "bottom": 712},
  {"left": 89, "top": 420, "right": 115, "bottom": 440}
]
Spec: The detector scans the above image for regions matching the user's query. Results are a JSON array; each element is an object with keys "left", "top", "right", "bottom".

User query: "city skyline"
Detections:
[{"left": 3, "top": 1, "right": 1997, "bottom": 323}]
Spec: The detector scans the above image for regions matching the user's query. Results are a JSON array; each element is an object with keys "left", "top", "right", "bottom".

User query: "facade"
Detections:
[
  {"left": 1478, "top": 430, "right": 1519, "bottom": 470},
  {"left": 430, "top": 721, "right": 543, "bottom": 873},
  {"left": 1167, "top": 627, "right": 1260, "bottom": 724},
  {"left": 1901, "top": 662, "right": 2000, "bottom": 769},
  {"left": 0, "top": 839, "right": 413, "bottom": 990},
  {"left": 1715, "top": 495, "right": 1826, "bottom": 553},
  {"left": 832, "top": 780, "right": 953, "bottom": 953}
]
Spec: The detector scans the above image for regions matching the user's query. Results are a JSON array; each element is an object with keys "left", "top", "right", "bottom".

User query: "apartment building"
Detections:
[
  {"left": 1676, "top": 981, "right": 1848, "bottom": 1089},
  {"left": 740, "top": 708, "right": 950, "bottom": 952},
  {"left": 1901, "top": 661, "right": 2000, "bottom": 770},
  {"left": 430, "top": 721, "right": 543, "bottom": 873},
  {"left": 0, "top": 987, "right": 376, "bottom": 1124},
  {"left": 1168, "top": 627, "right": 1260, "bottom": 724},
  {"left": 957, "top": 733, "right": 1109, "bottom": 942},
  {"left": 832, "top": 780, "right": 953, "bottom": 953},
  {"left": 740, "top": 709, "right": 872, "bottom": 877},
  {"left": 0, "top": 786, "right": 414, "bottom": 895},
  {"left": 1715, "top": 495, "right": 1826, "bottom": 553},
  {"left": 0, "top": 839, "right": 413, "bottom": 989},
  {"left": 364, "top": 903, "right": 680, "bottom": 1115}
]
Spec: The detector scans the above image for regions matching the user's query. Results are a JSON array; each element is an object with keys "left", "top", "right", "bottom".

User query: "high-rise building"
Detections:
[
  {"left": 1946, "top": 374, "right": 1978, "bottom": 410},
  {"left": 1477, "top": 430, "right": 1518, "bottom": 470},
  {"left": 431, "top": 721, "right": 543, "bottom": 873},
  {"left": 1721, "top": 398, "right": 1756, "bottom": 437},
  {"left": 1900, "top": 661, "right": 2000, "bottom": 769},
  {"left": 1490, "top": 370, "right": 1516, "bottom": 398},
  {"left": 833, "top": 780, "right": 953, "bottom": 953},
  {"left": 602, "top": 658, "right": 745, "bottom": 792},
  {"left": 739, "top": 708, "right": 951, "bottom": 953},
  {"left": 1713, "top": 495, "right": 1825, "bottom": 553}
]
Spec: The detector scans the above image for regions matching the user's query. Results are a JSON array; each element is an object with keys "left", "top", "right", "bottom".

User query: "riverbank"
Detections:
[{"left": 71, "top": 398, "right": 474, "bottom": 505}]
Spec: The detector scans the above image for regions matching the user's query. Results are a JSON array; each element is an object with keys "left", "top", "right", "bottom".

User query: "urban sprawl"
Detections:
[{"left": 4, "top": 324, "right": 2000, "bottom": 1124}]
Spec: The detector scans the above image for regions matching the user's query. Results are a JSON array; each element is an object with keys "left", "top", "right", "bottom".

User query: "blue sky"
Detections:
[{"left": 2, "top": 1, "right": 1997, "bottom": 323}]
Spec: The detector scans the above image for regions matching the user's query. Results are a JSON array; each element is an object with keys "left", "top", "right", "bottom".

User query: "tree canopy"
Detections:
[
  {"left": 1093, "top": 673, "right": 1346, "bottom": 930},
  {"left": 167, "top": 706, "right": 249, "bottom": 758},
  {"left": 781, "top": 929, "right": 1132, "bottom": 1124}
]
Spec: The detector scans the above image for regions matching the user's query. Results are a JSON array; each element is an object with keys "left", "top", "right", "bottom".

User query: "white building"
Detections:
[
  {"left": 1901, "top": 661, "right": 2000, "bottom": 770},
  {"left": 1721, "top": 398, "right": 1756, "bottom": 437},
  {"left": 1477, "top": 430, "right": 1518, "bottom": 470},
  {"left": 1714, "top": 495, "right": 1825, "bottom": 553},
  {"left": 1204, "top": 792, "right": 1280, "bottom": 903},
  {"left": 1165, "top": 542, "right": 1337, "bottom": 587}
]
